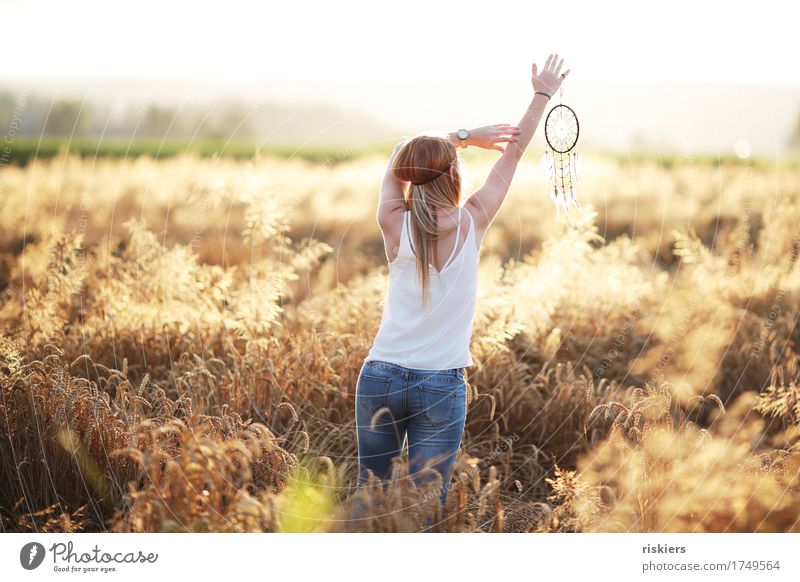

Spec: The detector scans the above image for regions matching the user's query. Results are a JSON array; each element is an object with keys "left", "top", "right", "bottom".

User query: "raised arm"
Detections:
[
  {"left": 465, "top": 53, "right": 570, "bottom": 230},
  {"left": 376, "top": 140, "right": 411, "bottom": 229}
]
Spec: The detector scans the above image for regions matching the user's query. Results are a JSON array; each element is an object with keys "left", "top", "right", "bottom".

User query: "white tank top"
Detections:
[{"left": 366, "top": 206, "right": 479, "bottom": 370}]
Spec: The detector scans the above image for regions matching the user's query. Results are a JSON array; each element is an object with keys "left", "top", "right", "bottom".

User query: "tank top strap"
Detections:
[
  {"left": 465, "top": 206, "right": 476, "bottom": 246},
  {"left": 442, "top": 206, "right": 463, "bottom": 270},
  {"left": 399, "top": 210, "right": 413, "bottom": 260}
]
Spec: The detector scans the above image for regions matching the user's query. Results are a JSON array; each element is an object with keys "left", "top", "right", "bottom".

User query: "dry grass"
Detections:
[{"left": 1, "top": 151, "right": 799, "bottom": 532}]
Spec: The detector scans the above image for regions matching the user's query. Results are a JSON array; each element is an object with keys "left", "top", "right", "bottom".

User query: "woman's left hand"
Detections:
[{"left": 465, "top": 124, "right": 521, "bottom": 152}]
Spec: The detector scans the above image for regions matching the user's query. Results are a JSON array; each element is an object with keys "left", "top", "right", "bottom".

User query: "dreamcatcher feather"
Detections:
[{"left": 540, "top": 85, "right": 583, "bottom": 223}]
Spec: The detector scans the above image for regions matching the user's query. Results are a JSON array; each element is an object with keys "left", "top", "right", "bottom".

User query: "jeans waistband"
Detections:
[{"left": 364, "top": 359, "right": 465, "bottom": 381}]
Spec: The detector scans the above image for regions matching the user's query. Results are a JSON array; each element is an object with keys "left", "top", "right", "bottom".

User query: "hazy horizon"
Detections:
[{"left": 3, "top": 76, "right": 798, "bottom": 157}]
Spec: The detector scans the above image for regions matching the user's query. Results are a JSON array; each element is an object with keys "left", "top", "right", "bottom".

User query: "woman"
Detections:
[{"left": 354, "top": 54, "right": 570, "bottom": 516}]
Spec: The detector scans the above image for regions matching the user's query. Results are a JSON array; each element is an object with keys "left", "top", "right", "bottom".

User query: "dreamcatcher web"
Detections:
[{"left": 540, "top": 85, "right": 584, "bottom": 223}]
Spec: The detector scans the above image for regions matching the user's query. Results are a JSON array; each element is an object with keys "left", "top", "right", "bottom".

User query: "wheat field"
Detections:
[{"left": 1, "top": 150, "right": 799, "bottom": 532}]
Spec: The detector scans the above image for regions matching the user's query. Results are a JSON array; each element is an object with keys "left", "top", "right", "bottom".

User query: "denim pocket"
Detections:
[
  {"left": 356, "top": 373, "right": 392, "bottom": 419},
  {"left": 419, "top": 381, "right": 459, "bottom": 426}
]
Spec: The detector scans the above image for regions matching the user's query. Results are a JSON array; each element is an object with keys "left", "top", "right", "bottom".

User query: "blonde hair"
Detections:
[{"left": 392, "top": 135, "right": 462, "bottom": 307}]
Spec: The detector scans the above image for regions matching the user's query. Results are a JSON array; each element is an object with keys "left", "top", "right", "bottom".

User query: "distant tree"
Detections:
[
  {"left": 0, "top": 93, "right": 14, "bottom": 131},
  {"left": 202, "top": 102, "right": 253, "bottom": 140},
  {"left": 791, "top": 106, "right": 800, "bottom": 150},
  {"left": 139, "top": 105, "right": 179, "bottom": 138},
  {"left": 44, "top": 100, "right": 89, "bottom": 136}
]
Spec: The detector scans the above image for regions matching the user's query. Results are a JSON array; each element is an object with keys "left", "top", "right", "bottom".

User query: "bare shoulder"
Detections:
[
  {"left": 378, "top": 205, "right": 407, "bottom": 242},
  {"left": 465, "top": 194, "right": 493, "bottom": 226},
  {"left": 378, "top": 208, "right": 406, "bottom": 263},
  {"left": 463, "top": 197, "right": 488, "bottom": 249}
]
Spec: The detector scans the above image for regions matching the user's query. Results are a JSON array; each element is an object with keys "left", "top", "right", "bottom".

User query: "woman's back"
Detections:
[{"left": 366, "top": 206, "right": 480, "bottom": 370}]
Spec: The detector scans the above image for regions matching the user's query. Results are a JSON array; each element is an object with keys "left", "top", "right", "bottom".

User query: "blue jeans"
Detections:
[{"left": 354, "top": 359, "right": 468, "bottom": 513}]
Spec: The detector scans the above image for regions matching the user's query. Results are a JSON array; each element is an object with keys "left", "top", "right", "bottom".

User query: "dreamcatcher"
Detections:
[{"left": 540, "top": 84, "right": 582, "bottom": 222}]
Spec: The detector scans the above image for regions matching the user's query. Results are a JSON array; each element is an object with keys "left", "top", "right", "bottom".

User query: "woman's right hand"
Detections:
[{"left": 532, "top": 53, "right": 570, "bottom": 96}]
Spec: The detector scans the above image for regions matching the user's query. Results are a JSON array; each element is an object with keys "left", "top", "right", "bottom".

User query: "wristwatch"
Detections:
[{"left": 457, "top": 128, "right": 469, "bottom": 148}]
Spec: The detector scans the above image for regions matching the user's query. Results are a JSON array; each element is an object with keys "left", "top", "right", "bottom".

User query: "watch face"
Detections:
[{"left": 458, "top": 129, "right": 468, "bottom": 140}]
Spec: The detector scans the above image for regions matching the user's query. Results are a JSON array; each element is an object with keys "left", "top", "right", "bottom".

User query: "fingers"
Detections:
[
  {"left": 492, "top": 124, "right": 520, "bottom": 140},
  {"left": 542, "top": 53, "right": 570, "bottom": 75},
  {"left": 561, "top": 68, "right": 571, "bottom": 79}
]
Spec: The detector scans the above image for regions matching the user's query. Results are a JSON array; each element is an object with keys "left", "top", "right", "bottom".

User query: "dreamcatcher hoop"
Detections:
[
  {"left": 545, "top": 104, "right": 579, "bottom": 153},
  {"left": 540, "top": 85, "right": 583, "bottom": 223}
]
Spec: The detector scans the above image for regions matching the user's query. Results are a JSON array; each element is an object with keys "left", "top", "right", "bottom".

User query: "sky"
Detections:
[{"left": 3, "top": 0, "right": 798, "bottom": 86}]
